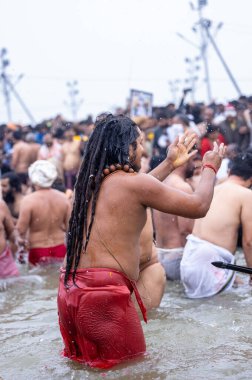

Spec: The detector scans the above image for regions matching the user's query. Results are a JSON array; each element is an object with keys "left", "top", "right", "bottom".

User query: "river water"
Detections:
[{"left": 0, "top": 251, "right": 251, "bottom": 380}]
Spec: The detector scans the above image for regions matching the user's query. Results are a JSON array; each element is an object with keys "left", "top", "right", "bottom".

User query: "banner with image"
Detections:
[{"left": 129, "top": 89, "right": 153, "bottom": 118}]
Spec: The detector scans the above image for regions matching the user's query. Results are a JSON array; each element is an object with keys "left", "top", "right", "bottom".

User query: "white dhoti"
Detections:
[
  {"left": 157, "top": 247, "right": 183, "bottom": 281},
  {"left": 180, "top": 234, "right": 236, "bottom": 298}
]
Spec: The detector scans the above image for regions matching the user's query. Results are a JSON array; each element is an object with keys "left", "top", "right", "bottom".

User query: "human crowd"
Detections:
[{"left": 1, "top": 93, "right": 252, "bottom": 368}]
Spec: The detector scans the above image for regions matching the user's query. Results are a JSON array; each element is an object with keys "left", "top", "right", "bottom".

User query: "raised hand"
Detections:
[
  {"left": 166, "top": 131, "right": 198, "bottom": 169},
  {"left": 202, "top": 142, "right": 226, "bottom": 173}
]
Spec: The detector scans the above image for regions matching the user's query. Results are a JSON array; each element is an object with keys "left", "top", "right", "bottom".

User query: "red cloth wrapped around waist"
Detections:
[
  {"left": 0, "top": 246, "right": 19, "bottom": 278},
  {"left": 57, "top": 267, "right": 147, "bottom": 369},
  {"left": 29, "top": 244, "right": 66, "bottom": 265}
]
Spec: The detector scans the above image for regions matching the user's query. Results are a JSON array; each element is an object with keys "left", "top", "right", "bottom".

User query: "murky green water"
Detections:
[{"left": 0, "top": 252, "right": 251, "bottom": 380}]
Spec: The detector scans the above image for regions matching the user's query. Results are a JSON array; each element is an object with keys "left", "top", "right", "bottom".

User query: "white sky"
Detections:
[{"left": 0, "top": 0, "right": 252, "bottom": 124}]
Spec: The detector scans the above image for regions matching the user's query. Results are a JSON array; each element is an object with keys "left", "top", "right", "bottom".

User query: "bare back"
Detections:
[
  {"left": 12, "top": 141, "right": 32, "bottom": 173},
  {"left": 77, "top": 172, "right": 147, "bottom": 281},
  {"left": 193, "top": 181, "right": 252, "bottom": 253},
  {"left": 17, "top": 189, "right": 71, "bottom": 248},
  {"left": 28, "top": 143, "right": 41, "bottom": 165}
]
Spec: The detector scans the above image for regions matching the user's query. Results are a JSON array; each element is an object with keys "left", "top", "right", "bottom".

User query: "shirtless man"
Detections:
[
  {"left": 187, "top": 153, "right": 202, "bottom": 190},
  {"left": 1, "top": 172, "right": 25, "bottom": 221},
  {"left": 135, "top": 151, "right": 166, "bottom": 310},
  {"left": 0, "top": 200, "right": 19, "bottom": 278},
  {"left": 16, "top": 160, "right": 71, "bottom": 266},
  {"left": 180, "top": 152, "right": 252, "bottom": 298},
  {"left": 25, "top": 132, "right": 41, "bottom": 165},
  {"left": 196, "top": 107, "right": 215, "bottom": 137},
  {"left": 11, "top": 131, "right": 31, "bottom": 185},
  {"left": 62, "top": 128, "right": 82, "bottom": 189},
  {"left": 153, "top": 158, "right": 195, "bottom": 280},
  {"left": 37, "top": 132, "right": 63, "bottom": 179},
  {"left": 57, "top": 114, "right": 224, "bottom": 369}
]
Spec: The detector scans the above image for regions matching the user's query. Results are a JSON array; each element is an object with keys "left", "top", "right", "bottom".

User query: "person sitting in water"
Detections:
[
  {"left": 0, "top": 200, "right": 20, "bottom": 278},
  {"left": 135, "top": 207, "right": 166, "bottom": 310},
  {"left": 16, "top": 160, "right": 71, "bottom": 266},
  {"left": 180, "top": 152, "right": 252, "bottom": 298},
  {"left": 134, "top": 147, "right": 166, "bottom": 311},
  {"left": 57, "top": 113, "right": 224, "bottom": 369},
  {"left": 152, "top": 155, "right": 196, "bottom": 281}
]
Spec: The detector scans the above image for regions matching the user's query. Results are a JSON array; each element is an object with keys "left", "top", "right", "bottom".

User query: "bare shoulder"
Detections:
[
  {"left": 0, "top": 200, "right": 8, "bottom": 212},
  {"left": 20, "top": 192, "right": 36, "bottom": 207},
  {"left": 13, "top": 143, "right": 21, "bottom": 152},
  {"left": 126, "top": 172, "right": 171, "bottom": 198},
  {"left": 129, "top": 172, "right": 160, "bottom": 187},
  {"left": 240, "top": 186, "right": 252, "bottom": 202},
  {"left": 104, "top": 172, "right": 161, "bottom": 196},
  {"left": 220, "top": 183, "right": 252, "bottom": 207},
  {"left": 50, "top": 189, "right": 70, "bottom": 203}
]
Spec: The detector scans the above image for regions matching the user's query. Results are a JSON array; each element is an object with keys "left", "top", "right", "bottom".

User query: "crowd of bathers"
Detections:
[{"left": 1, "top": 93, "right": 252, "bottom": 282}]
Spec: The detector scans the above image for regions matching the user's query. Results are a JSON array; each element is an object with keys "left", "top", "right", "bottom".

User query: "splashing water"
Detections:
[{"left": 0, "top": 253, "right": 251, "bottom": 380}]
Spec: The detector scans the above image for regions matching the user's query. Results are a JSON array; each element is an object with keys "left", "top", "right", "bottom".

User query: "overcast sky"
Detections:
[{"left": 1, "top": 0, "right": 252, "bottom": 124}]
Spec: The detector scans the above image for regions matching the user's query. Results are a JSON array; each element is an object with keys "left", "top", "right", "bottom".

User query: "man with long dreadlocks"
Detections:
[{"left": 57, "top": 113, "right": 225, "bottom": 369}]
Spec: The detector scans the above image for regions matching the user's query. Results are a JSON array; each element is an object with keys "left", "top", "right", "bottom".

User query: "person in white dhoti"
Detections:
[
  {"left": 181, "top": 235, "right": 236, "bottom": 298},
  {"left": 181, "top": 152, "right": 252, "bottom": 298}
]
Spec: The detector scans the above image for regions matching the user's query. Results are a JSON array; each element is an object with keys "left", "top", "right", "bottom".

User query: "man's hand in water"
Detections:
[
  {"left": 202, "top": 142, "right": 226, "bottom": 173},
  {"left": 166, "top": 131, "right": 198, "bottom": 169},
  {"left": 16, "top": 236, "right": 29, "bottom": 251}
]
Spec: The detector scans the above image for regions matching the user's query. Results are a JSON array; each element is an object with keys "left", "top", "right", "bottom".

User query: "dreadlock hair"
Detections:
[{"left": 64, "top": 113, "right": 140, "bottom": 286}]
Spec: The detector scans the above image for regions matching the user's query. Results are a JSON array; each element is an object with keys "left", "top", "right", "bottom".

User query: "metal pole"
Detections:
[
  {"left": 66, "top": 81, "right": 80, "bottom": 122},
  {"left": 3, "top": 73, "right": 36, "bottom": 125},
  {"left": 1, "top": 74, "right": 12, "bottom": 122},
  {"left": 204, "top": 24, "right": 242, "bottom": 96},
  {"left": 0, "top": 50, "right": 12, "bottom": 121},
  {"left": 198, "top": 5, "right": 212, "bottom": 103}
]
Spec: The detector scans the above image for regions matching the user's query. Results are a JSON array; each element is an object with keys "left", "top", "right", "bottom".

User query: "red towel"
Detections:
[
  {"left": 29, "top": 244, "right": 66, "bottom": 265},
  {"left": 57, "top": 267, "right": 147, "bottom": 369}
]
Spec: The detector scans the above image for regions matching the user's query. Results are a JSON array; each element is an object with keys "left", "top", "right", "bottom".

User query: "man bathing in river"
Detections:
[
  {"left": 57, "top": 114, "right": 224, "bottom": 369},
  {"left": 17, "top": 160, "right": 71, "bottom": 266},
  {"left": 136, "top": 207, "right": 166, "bottom": 310},
  {"left": 181, "top": 151, "right": 252, "bottom": 298},
  {"left": 153, "top": 157, "right": 195, "bottom": 281}
]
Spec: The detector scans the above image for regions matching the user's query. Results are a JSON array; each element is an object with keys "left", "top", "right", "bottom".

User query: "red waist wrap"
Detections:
[
  {"left": 0, "top": 246, "right": 19, "bottom": 278},
  {"left": 57, "top": 267, "right": 147, "bottom": 369},
  {"left": 29, "top": 244, "right": 66, "bottom": 265}
]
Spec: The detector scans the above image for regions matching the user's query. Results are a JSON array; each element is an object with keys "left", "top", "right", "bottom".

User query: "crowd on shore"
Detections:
[{"left": 1, "top": 93, "right": 252, "bottom": 368}]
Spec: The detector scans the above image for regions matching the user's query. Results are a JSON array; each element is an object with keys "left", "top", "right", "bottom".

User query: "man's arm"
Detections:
[
  {"left": 136, "top": 143, "right": 224, "bottom": 219},
  {"left": 1, "top": 201, "right": 18, "bottom": 243},
  {"left": 136, "top": 169, "right": 216, "bottom": 219},
  {"left": 16, "top": 198, "right": 32, "bottom": 247}
]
